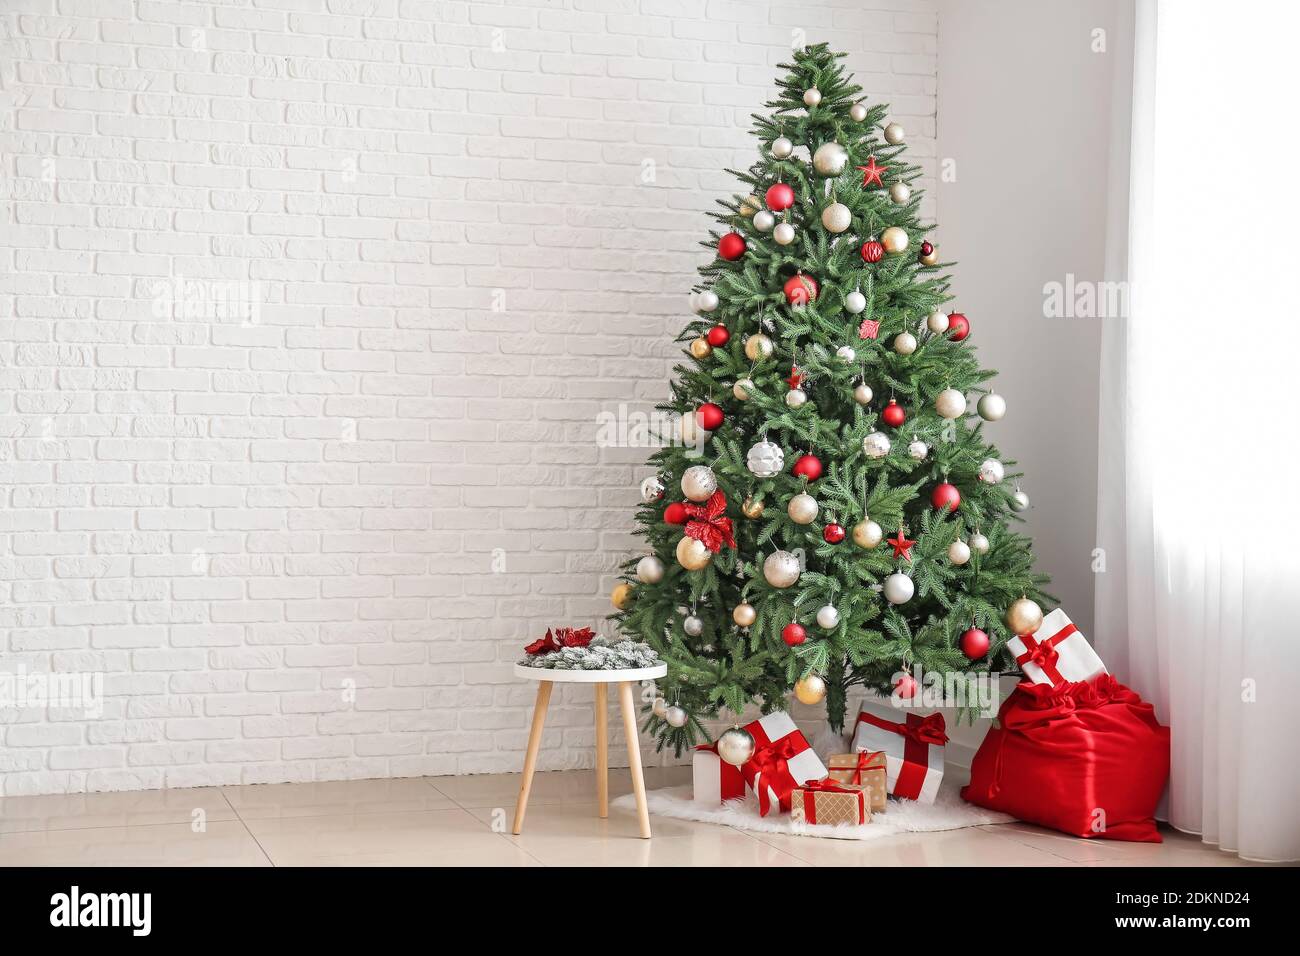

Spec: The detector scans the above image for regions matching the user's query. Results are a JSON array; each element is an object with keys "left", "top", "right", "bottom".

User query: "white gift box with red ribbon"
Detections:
[
  {"left": 849, "top": 699, "right": 947, "bottom": 804},
  {"left": 692, "top": 746, "right": 745, "bottom": 806},
  {"left": 1007, "top": 607, "right": 1107, "bottom": 687}
]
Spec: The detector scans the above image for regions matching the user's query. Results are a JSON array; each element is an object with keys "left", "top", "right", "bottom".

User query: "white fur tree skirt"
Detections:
[{"left": 612, "top": 782, "right": 1014, "bottom": 841}]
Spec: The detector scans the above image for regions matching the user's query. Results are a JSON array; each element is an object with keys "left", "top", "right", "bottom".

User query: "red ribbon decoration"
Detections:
[
  {"left": 523, "top": 626, "right": 594, "bottom": 656},
  {"left": 1014, "top": 622, "right": 1078, "bottom": 686},
  {"left": 854, "top": 710, "right": 948, "bottom": 800},
  {"left": 796, "top": 777, "right": 866, "bottom": 825},
  {"left": 740, "top": 719, "right": 812, "bottom": 816},
  {"left": 683, "top": 490, "right": 735, "bottom": 553},
  {"left": 695, "top": 741, "right": 745, "bottom": 801}
]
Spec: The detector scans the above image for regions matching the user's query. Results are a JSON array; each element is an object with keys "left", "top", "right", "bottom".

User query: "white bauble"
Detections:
[
  {"left": 665, "top": 705, "right": 688, "bottom": 728},
  {"left": 853, "top": 382, "right": 873, "bottom": 405},
  {"left": 969, "top": 532, "right": 991, "bottom": 554},
  {"left": 844, "top": 290, "right": 867, "bottom": 314},
  {"left": 893, "top": 331, "right": 917, "bottom": 356},
  {"left": 880, "top": 225, "right": 908, "bottom": 254},
  {"left": 862, "top": 431, "right": 891, "bottom": 458},
  {"left": 926, "top": 310, "right": 950, "bottom": 334},
  {"left": 683, "top": 613, "right": 704, "bottom": 637},
  {"left": 787, "top": 492, "right": 819, "bottom": 525},
  {"left": 850, "top": 103, "right": 868, "bottom": 122},
  {"left": 802, "top": 88, "right": 822, "bottom": 108},
  {"left": 695, "top": 290, "right": 719, "bottom": 313},
  {"left": 771, "top": 136, "right": 794, "bottom": 159},
  {"left": 716, "top": 726, "right": 756, "bottom": 767},
  {"left": 746, "top": 440, "right": 785, "bottom": 478},
  {"left": 935, "top": 388, "right": 966, "bottom": 420},
  {"left": 652, "top": 696, "right": 668, "bottom": 719},
  {"left": 977, "top": 392, "right": 1007, "bottom": 421},
  {"left": 978, "top": 458, "right": 1005, "bottom": 484},
  {"left": 821, "top": 202, "right": 852, "bottom": 234},
  {"left": 816, "top": 604, "right": 840, "bottom": 629},
  {"left": 733, "top": 378, "right": 754, "bottom": 401},
  {"left": 1010, "top": 489, "right": 1030, "bottom": 512},
  {"left": 812, "top": 142, "right": 848, "bottom": 176},
  {"left": 889, "top": 182, "right": 911, "bottom": 204},
  {"left": 636, "top": 555, "right": 665, "bottom": 584},
  {"left": 774, "top": 222, "right": 796, "bottom": 246},
  {"left": 852, "top": 519, "right": 883, "bottom": 549},
  {"left": 907, "top": 438, "right": 929, "bottom": 461},
  {"left": 640, "top": 475, "right": 664, "bottom": 503},
  {"left": 680, "top": 464, "right": 717, "bottom": 501},
  {"left": 753, "top": 210, "right": 775, "bottom": 232},
  {"left": 836, "top": 345, "right": 856, "bottom": 363},
  {"left": 763, "top": 550, "right": 801, "bottom": 588},
  {"left": 948, "top": 539, "right": 971, "bottom": 566},
  {"left": 883, "top": 571, "right": 914, "bottom": 605},
  {"left": 883, "top": 122, "right": 905, "bottom": 145},
  {"left": 785, "top": 387, "right": 807, "bottom": 408}
]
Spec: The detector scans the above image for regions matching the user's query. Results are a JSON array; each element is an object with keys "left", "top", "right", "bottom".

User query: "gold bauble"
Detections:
[
  {"left": 919, "top": 246, "right": 939, "bottom": 267},
  {"left": 732, "top": 602, "right": 757, "bottom": 627},
  {"left": 740, "top": 194, "right": 761, "bottom": 218},
  {"left": 689, "top": 337, "right": 713, "bottom": 360},
  {"left": 744, "top": 333, "right": 774, "bottom": 362},
  {"left": 611, "top": 582, "right": 633, "bottom": 610},
  {"left": 794, "top": 674, "right": 828, "bottom": 705},
  {"left": 741, "top": 496, "right": 765, "bottom": 519},
  {"left": 880, "top": 226, "right": 909, "bottom": 254},
  {"left": 787, "top": 492, "right": 819, "bottom": 525},
  {"left": 1005, "top": 597, "right": 1044, "bottom": 636},
  {"left": 852, "top": 519, "right": 883, "bottom": 549},
  {"left": 733, "top": 378, "right": 754, "bottom": 401},
  {"left": 675, "top": 535, "right": 713, "bottom": 571}
]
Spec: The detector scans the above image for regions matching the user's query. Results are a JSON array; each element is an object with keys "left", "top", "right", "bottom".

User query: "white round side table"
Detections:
[{"left": 511, "top": 662, "right": 668, "bottom": 840}]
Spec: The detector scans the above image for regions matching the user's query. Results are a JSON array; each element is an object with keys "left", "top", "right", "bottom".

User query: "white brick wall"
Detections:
[{"left": 0, "top": 0, "right": 937, "bottom": 796}]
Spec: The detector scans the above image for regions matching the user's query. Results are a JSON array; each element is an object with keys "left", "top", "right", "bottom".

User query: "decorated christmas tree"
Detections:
[{"left": 612, "top": 44, "right": 1051, "bottom": 753}]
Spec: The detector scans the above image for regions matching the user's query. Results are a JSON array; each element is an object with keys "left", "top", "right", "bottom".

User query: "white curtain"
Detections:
[{"left": 1097, "top": 0, "right": 1300, "bottom": 862}]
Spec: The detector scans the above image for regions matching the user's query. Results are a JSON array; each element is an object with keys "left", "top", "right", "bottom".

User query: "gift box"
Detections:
[
  {"left": 692, "top": 743, "right": 745, "bottom": 806},
  {"left": 1007, "top": 607, "right": 1107, "bottom": 688},
  {"left": 849, "top": 700, "right": 947, "bottom": 804},
  {"left": 740, "top": 711, "right": 827, "bottom": 816},
  {"left": 790, "top": 778, "right": 870, "bottom": 826},
  {"left": 827, "top": 751, "right": 888, "bottom": 812}
]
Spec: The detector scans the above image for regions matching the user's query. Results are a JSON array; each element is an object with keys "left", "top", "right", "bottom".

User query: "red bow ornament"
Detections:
[{"left": 683, "top": 490, "right": 735, "bottom": 553}]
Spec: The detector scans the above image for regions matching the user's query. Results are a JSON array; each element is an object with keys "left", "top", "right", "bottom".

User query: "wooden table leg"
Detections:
[
  {"left": 617, "top": 681, "right": 652, "bottom": 839},
  {"left": 594, "top": 683, "right": 609, "bottom": 818},
  {"left": 512, "top": 680, "right": 552, "bottom": 835}
]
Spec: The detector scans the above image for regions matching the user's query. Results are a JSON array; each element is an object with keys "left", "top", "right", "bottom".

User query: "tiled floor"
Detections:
[{"left": 0, "top": 767, "right": 1261, "bottom": 867}]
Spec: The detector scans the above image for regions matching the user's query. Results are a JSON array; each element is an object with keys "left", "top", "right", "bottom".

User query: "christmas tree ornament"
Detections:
[
  {"left": 716, "top": 726, "right": 756, "bottom": 766},
  {"left": 637, "top": 555, "right": 665, "bottom": 584},
  {"left": 718, "top": 232, "right": 746, "bottom": 260},
  {"left": 853, "top": 382, "right": 874, "bottom": 405},
  {"left": 733, "top": 378, "right": 754, "bottom": 401},
  {"left": 931, "top": 481, "right": 961, "bottom": 512},
  {"left": 858, "top": 318, "right": 880, "bottom": 339},
  {"left": 812, "top": 141, "right": 849, "bottom": 176},
  {"left": 861, "top": 239, "right": 884, "bottom": 263},
  {"left": 918, "top": 242, "right": 939, "bottom": 266},
  {"left": 823, "top": 522, "right": 846, "bottom": 544},
  {"left": 852, "top": 519, "right": 884, "bottom": 549},
  {"left": 652, "top": 696, "right": 668, "bottom": 719},
  {"left": 935, "top": 387, "right": 966, "bottom": 419},
  {"left": 683, "top": 613, "right": 704, "bottom": 637},
  {"left": 739, "top": 194, "right": 762, "bottom": 218},
  {"left": 665, "top": 704, "right": 688, "bottom": 728},
  {"left": 695, "top": 289, "right": 720, "bottom": 312},
  {"left": 611, "top": 582, "right": 633, "bottom": 609},
  {"left": 802, "top": 87, "right": 822, "bottom": 108},
  {"left": 857, "top": 156, "right": 886, "bottom": 187},
  {"left": 793, "top": 674, "right": 827, "bottom": 705},
  {"left": 1006, "top": 597, "right": 1044, "bottom": 635},
  {"left": 782, "top": 273, "right": 819, "bottom": 305},
  {"left": 765, "top": 182, "right": 795, "bottom": 211},
  {"left": 978, "top": 458, "right": 1005, "bottom": 484},
  {"left": 862, "top": 431, "right": 891, "bottom": 458},
  {"left": 763, "top": 550, "right": 801, "bottom": 588},
  {"left": 893, "top": 672, "right": 918, "bottom": 699},
  {"left": 908, "top": 438, "right": 929, "bottom": 461},
  {"left": 680, "top": 464, "right": 717, "bottom": 501},
  {"left": 753, "top": 209, "right": 775, "bottom": 232},
  {"left": 771, "top": 136, "right": 794, "bottom": 159},
  {"left": 663, "top": 502, "right": 687, "bottom": 525},
  {"left": 881, "top": 398, "right": 906, "bottom": 427},
  {"left": 816, "top": 604, "right": 840, "bottom": 629},
  {"left": 889, "top": 181, "right": 911, "bottom": 204},
  {"left": 893, "top": 331, "right": 917, "bottom": 355},
  {"left": 844, "top": 289, "right": 866, "bottom": 313},
  {"left": 926, "top": 309, "right": 949, "bottom": 333},
  {"left": 960, "top": 627, "right": 990, "bottom": 660},
  {"left": 836, "top": 345, "right": 857, "bottom": 362},
  {"left": 791, "top": 452, "right": 823, "bottom": 481},
  {"left": 850, "top": 102, "right": 868, "bottom": 122},
  {"left": 883, "top": 571, "right": 915, "bottom": 605},
  {"left": 744, "top": 333, "right": 774, "bottom": 361},
  {"left": 741, "top": 495, "right": 764, "bottom": 519},
  {"left": 785, "top": 364, "right": 804, "bottom": 391},
  {"left": 1010, "top": 489, "right": 1030, "bottom": 512},
  {"left": 782, "top": 621, "right": 807, "bottom": 646},
  {"left": 883, "top": 122, "right": 905, "bottom": 145},
  {"left": 887, "top": 528, "right": 917, "bottom": 561},
  {"left": 746, "top": 440, "right": 784, "bottom": 477},
  {"left": 697, "top": 402, "right": 724, "bottom": 431},
  {"left": 948, "top": 539, "right": 972, "bottom": 565},
  {"left": 947, "top": 312, "right": 970, "bottom": 340},
  {"left": 689, "top": 337, "right": 713, "bottom": 360},
  {"left": 705, "top": 324, "right": 730, "bottom": 347},
  {"left": 640, "top": 475, "right": 665, "bottom": 502},
  {"left": 969, "top": 531, "right": 990, "bottom": 554},
  {"left": 821, "top": 202, "right": 852, "bottom": 233},
  {"left": 675, "top": 535, "right": 713, "bottom": 571},
  {"left": 774, "top": 221, "right": 796, "bottom": 246},
  {"left": 880, "top": 225, "right": 909, "bottom": 254},
  {"left": 977, "top": 392, "right": 1006, "bottom": 421},
  {"left": 784, "top": 387, "right": 807, "bottom": 408},
  {"left": 732, "top": 602, "right": 757, "bottom": 627}
]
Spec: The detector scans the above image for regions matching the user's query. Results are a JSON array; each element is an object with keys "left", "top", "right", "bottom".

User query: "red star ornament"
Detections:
[
  {"left": 887, "top": 528, "right": 916, "bottom": 561},
  {"left": 786, "top": 365, "right": 804, "bottom": 390},
  {"left": 857, "top": 156, "right": 886, "bottom": 188}
]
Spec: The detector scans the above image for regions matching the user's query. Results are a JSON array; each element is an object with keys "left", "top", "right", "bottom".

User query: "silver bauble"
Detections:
[
  {"left": 683, "top": 613, "right": 704, "bottom": 637},
  {"left": 969, "top": 532, "right": 990, "bottom": 554},
  {"left": 880, "top": 225, "right": 908, "bottom": 254},
  {"left": 680, "top": 464, "right": 717, "bottom": 501},
  {"left": 889, "top": 181, "right": 911, "bottom": 204},
  {"left": 883, "top": 571, "right": 914, "bottom": 605},
  {"left": 802, "top": 88, "right": 822, "bottom": 108},
  {"left": 844, "top": 290, "right": 867, "bottom": 314},
  {"left": 815, "top": 604, "right": 840, "bottom": 629},
  {"left": 862, "top": 431, "right": 891, "bottom": 458},
  {"left": 821, "top": 202, "right": 852, "bottom": 234},
  {"left": 665, "top": 705, "right": 688, "bottom": 728},
  {"left": 812, "top": 142, "right": 848, "bottom": 176},
  {"left": 926, "top": 310, "right": 950, "bottom": 334},
  {"left": 640, "top": 475, "right": 664, "bottom": 503},
  {"left": 636, "top": 555, "right": 665, "bottom": 584},
  {"left": 883, "top": 122, "right": 905, "bottom": 145},
  {"left": 784, "top": 387, "right": 807, "bottom": 408},
  {"left": 907, "top": 438, "right": 929, "bottom": 461},
  {"left": 746, "top": 440, "right": 784, "bottom": 478},
  {"left": 978, "top": 459, "right": 1005, "bottom": 484},
  {"left": 774, "top": 221, "right": 796, "bottom": 246},
  {"left": 948, "top": 539, "right": 971, "bottom": 565},
  {"left": 852, "top": 519, "right": 883, "bottom": 549},
  {"left": 977, "top": 392, "right": 1006, "bottom": 421},
  {"left": 753, "top": 209, "right": 775, "bottom": 232},
  {"left": 652, "top": 696, "right": 668, "bottom": 719},
  {"left": 1006, "top": 597, "right": 1044, "bottom": 636},
  {"left": 716, "top": 726, "right": 756, "bottom": 767},
  {"left": 935, "top": 388, "right": 966, "bottom": 420},
  {"left": 733, "top": 378, "right": 754, "bottom": 401},
  {"left": 836, "top": 345, "right": 856, "bottom": 363},
  {"left": 853, "top": 382, "right": 874, "bottom": 406},
  {"left": 787, "top": 492, "right": 819, "bottom": 525},
  {"left": 771, "top": 136, "right": 794, "bottom": 159},
  {"left": 763, "top": 550, "right": 801, "bottom": 589},
  {"left": 1010, "top": 489, "right": 1030, "bottom": 512},
  {"left": 850, "top": 103, "right": 868, "bottom": 122},
  {"left": 893, "top": 331, "right": 917, "bottom": 355},
  {"left": 695, "top": 290, "right": 719, "bottom": 313}
]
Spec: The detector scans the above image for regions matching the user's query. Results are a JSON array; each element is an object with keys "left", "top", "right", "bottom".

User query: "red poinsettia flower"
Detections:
[
  {"left": 524, "top": 629, "right": 560, "bottom": 656},
  {"left": 556, "top": 626, "right": 594, "bottom": 649}
]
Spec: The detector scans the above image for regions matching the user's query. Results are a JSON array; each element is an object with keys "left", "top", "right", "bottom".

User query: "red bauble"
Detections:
[
  {"left": 860, "top": 240, "right": 884, "bottom": 263},
  {"left": 893, "top": 673, "right": 919, "bottom": 700},
  {"left": 705, "top": 324, "right": 730, "bottom": 347},
  {"left": 960, "top": 627, "right": 990, "bottom": 660},
  {"left": 931, "top": 481, "right": 961, "bottom": 512},
  {"left": 947, "top": 312, "right": 970, "bottom": 341},
  {"left": 920, "top": 241, "right": 934, "bottom": 256},
  {"left": 663, "top": 502, "right": 687, "bottom": 525},
  {"left": 697, "top": 402, "right": 724, "bottom": 431},
  {"left": 765, "top": 182, "right": 795, "bottom": 211},
  {"left": 881, "top": 399, "right": 906, "bottom": 428},
  {"left": 782, "top": 273, "right": 819, "bottom": 305},
  {"left": 791, "top": 453, "right": 823, "bottom": 481},
  {"left": 718, "top": 233, "right": 746, "bottom": 261},
  {"left": 782, "top": 621, "right": 807, "bottom": 646},
  {"left": 823, "top": 523, "right": 846, "bottom": 544}
]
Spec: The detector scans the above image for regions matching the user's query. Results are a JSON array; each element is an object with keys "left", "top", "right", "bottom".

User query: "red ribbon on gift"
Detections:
[
  {"left": 836, "top": 749, "right": 886, "bottom": 785},
  {"left": 854, "top": 710, "right": 948, "bottom": 800},
  {"left": 797, "top": 777, "right": 866, "bottom": 825},
  {"left": 741, "top": 720, "right": 812, "bottom": 816},
  {"left": 683, "top": 490, "right": 735, "bottom": 553},
  {"left": 695, "top": 741, "right": 745, "bottom": 801},
  {"left": 1014, "top": 621, "right": 1078, "bottom": 686}
]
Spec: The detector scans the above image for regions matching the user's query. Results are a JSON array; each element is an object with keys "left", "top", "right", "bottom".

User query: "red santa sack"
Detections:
[{"left": 962, "top": 674, "right": 1170, "bottom": 842}]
